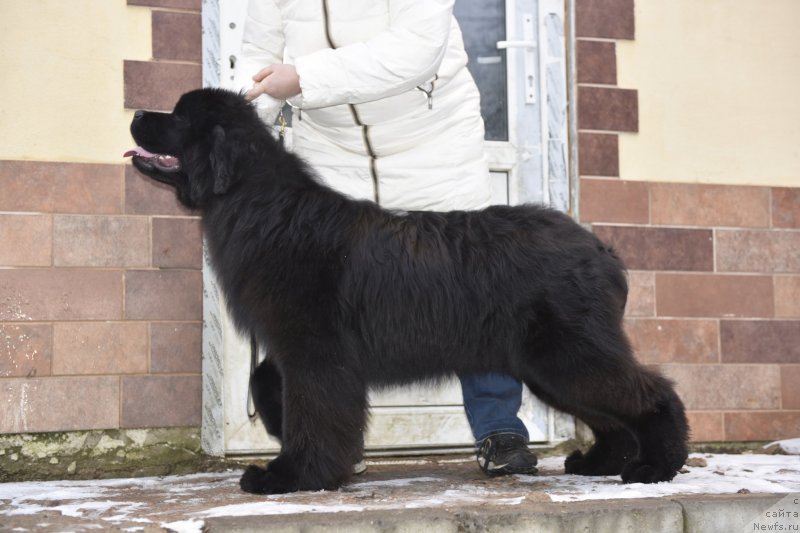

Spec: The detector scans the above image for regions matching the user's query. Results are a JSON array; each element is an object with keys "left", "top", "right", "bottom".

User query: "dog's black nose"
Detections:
[{"left": 133, "top": 110, "right": 145, "bottom": 120}]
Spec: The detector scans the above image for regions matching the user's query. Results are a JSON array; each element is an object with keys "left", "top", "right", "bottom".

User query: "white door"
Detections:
[{"left": 200, "top": 0, "right": 572, "bottom": 456}]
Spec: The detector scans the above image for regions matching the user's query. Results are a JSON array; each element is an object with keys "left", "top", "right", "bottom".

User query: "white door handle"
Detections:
[
  {"left": 497, "top": 14, "right": 536, "bottom": 104},
  {"left": 496, "top": 40, "right": 536, "bottom": 50}
]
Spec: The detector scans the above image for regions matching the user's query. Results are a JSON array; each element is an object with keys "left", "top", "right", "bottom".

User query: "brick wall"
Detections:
[
  {"left": 575, "top": 0, "right": 800, "bottom": 441},
  {"left": 0, "top": 0, "right": 204, "bottom": 434}
]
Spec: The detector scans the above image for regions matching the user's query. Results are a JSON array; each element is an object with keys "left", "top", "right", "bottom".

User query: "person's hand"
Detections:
[{"left": 245, "top": 64, "right": 301, "bottom": 101}]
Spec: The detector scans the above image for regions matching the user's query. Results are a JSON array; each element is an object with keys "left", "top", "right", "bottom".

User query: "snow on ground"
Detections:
[
  {"left": 0, "top": 449, "right": 798, "bottom": 533},
  {"left": 534, "top": 453, "right": 800, "bottom": 502}
]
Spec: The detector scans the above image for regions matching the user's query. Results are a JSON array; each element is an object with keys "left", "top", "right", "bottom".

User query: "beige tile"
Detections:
[
  {"left": 54, "top": 215, "right": 150, "bottom": 268},
  {"left": 0, "top": 214, "right": 52, "bottom": 266},
  {"left": 658, "top": 364, "right": 780, "bottom": 410},
  {"left": 594, "top": 226, "right": 713, "bottom": 271},
  {"left": 152, "top": 11, "right": 201, "bottom": 62},
  {"left": 576, "top": 0, "right": 635, "bottom": 40},
  {"left": 121, "top": 375, "right": 201, "bottom": 428},
  {"left": 0, "top": 324, "right": 52, "bottom": 378},
  {"left": 725, "top": 411, "right": 800, "bottom": 441},
  {"left": 0, "top": 377, "right": 119, "bottom": 433},
  {"left": 53, "top": 322, "right": 148, "bottom": 375},
  {"left": 716, "top": 229, "right": 800, "bottom": 273},
  {"left": 772, "top": 188, "right": 800, "bottom": 229},
  {"left": 151, "top": 322, "right": 202, "bottom": 374},
  {"left": 124, "top": 60, "right": 201, "bottom": 111},
  {"left": 720, "top": 320, "right": 800, "bottom": 363},
  {"left": 0, "top": 270, "right": 123, "bottom": 321},
  {"left": 580, "top": 178, "right": 647, "bottom": 223},
  {"left": 578, "top": 133, "right": 619, "bottom": 177},
  {"left": 655, "top": 273, "right": 773, "bottom": 318},
  {"left": 650, "top": 183, "right": 770, "bottom": 228},
  {"left": 577, "top": 40, "right": 617, "bottom": 85},
  {"left": 578, "top": 87, "right": 638, "bottom": 132},
  {"left": 625, "top": 271, "right": 655, "bottom": 317},
  {"left": 625, "top": 318, "right": 718, "bottom": 364},
  {"left": 125, "top": 270, "right": 202, "bottom": 320},
  {"left": 0, "top": 160, "right": 122, "bottom": 214},
  {"left": 781, "top": 366, "right": 800, "bottom": 409},
  {"left": 128, "top": 0, "right": 200, "bottom": 10},
  {"left": 775, "top": 276, "right": 800, "bottom": 318},
  {"left": 685, "top": 411, "right": 724, "bottom": 442},
  {"left": 152, "top": 218, "right": 203, "bottom": 269}
]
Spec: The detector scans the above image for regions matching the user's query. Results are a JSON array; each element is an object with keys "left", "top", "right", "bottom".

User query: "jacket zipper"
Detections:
[{"left": 321, "top": 0, "right": 381, "bottom": 205}]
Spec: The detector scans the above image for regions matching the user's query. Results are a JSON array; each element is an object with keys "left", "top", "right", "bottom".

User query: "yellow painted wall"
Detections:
[
  {"left": 617, "top": 0, "right": 800, "bottom": 187},
  {"left": 0, "top": 0, "right": 151, "bottom": 164}
]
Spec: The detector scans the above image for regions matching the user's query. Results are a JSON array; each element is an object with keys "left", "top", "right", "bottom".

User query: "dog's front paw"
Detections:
[
  {"left": 239, "top": 464, "right": 297, "bottom": 494},
  {"left": 564, "top": 449, "right": 629, "bottom": 476},
  {"left": 564, "top": 450, "right": 589, "bottom": 474},
  {"left": 621, "top": 459, "right": 676, "bottom": 484}
]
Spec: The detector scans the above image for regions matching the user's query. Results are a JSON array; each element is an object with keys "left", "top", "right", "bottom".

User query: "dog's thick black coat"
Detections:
[{"left": 129, "top": 88, "right": 688, "bottom": 494}]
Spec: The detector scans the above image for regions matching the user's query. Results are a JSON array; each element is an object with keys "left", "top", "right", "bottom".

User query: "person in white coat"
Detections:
[{"left": 239, "top": 0, "right": 538, "bottom": 477}]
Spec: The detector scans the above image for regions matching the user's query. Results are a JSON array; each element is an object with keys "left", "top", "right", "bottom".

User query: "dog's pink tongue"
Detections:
[{"left": 123, "top": 147, "right": 156, "bottom": 158}]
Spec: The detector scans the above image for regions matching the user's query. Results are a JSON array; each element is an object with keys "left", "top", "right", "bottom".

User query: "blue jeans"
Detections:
[{"left": 460, "top": 373, "right": 529, "bottom": 444}]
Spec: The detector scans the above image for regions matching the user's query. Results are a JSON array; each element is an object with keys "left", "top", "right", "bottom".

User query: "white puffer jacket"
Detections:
[{"left": 238, "top": 0, "right": 491, "bottom": 211}]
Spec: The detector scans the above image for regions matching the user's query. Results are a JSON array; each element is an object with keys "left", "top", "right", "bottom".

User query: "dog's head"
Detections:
[{"left": 126, "top": 88, "right": 265, "bottom": 209}]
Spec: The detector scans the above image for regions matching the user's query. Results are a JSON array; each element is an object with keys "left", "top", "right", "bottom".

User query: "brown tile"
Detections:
[
  {"left": 0, "top": 160, "right": 123, "bottom": 214},
  {"left": 625, "top": 319, "right": 718, "bottom": 364},
  {"left": 578, "top": 133, "right": 619, "bottom": 177},
  {"left": 0, "top": 324, "right": 52, "bottom": 378},
  {"left": 128, "top": 0, "right": 201, "bottom": 10},
  {"left": 152, "top": 218, "right": 203, "bottom": 269},
  {"left": 772, "top": 188, "right": 800, "bottom": 229},
  {"left": 625, "top": 271, "right": 655, "bottom": 317},
  {"left": 575, "top": 0, "right": 635, "bottom": 40},
  {"left": 685, "top": 411, "right": 724, "bottom": 442},
  {"left": 121, "top": 375, "right": 201, "bottom": 428},
  {"left": 0, "top": 377, "right": 119, "bottom": 433},
  {"left": 124, "top": 60, "right": 201, "bottom": 111},
  {"left": 0, "top": 214, "right": 52, "bottom": 266},
  {"left": 53, "top": 323, "right": 148, "bottom": 375},
  {"left": 0, "top": 270, "right": 123, "bottom": 321},
  {"left": 716, "top": 230, "right": 800, "bottom": 273},
  {"left": 782, "top": 366, "right": 800, "bottom": 409},
  {"left": 125, "top": 165, "right": 194, "bottom": 216},
  {"left": 151, "top": 322, "right": 202, "bottom": 373},
  {"left": 650, "top": 183, "right": 770, "bottom": 228},
  {"left": 152, "top": 11, "right": 201, "bottom": 62},
  {"left": 580, "top": 178, "right": 647, "bottom": 223},
  {"left": 125, "top": 270, "right": 202, "bottom": 320},
  {"left": 577, "top": 40, "right": 616, "bottom": 85},
  {"left": 775, "top": 276, "right": 800, "bottom": 318},
  {"left": 578, "top": 87, "right": 638, "bottom": 132},
  {"left": 54, "top": 215, "right": 150, "bottom": 268},
  {"left": 658, "top": 364, "right": 780, "bottom": 410},
  {"left": 656, "top": 274, "right": 773, "bottom": 318},
  {"left": 720, "top": 320, "right": 800, "bottom": 364},
  {"left": 724, "top": 411, "right": 800, "bottom": 441},
  {"left": 593, "top": 226, "right": 713, "bottom": 271}
]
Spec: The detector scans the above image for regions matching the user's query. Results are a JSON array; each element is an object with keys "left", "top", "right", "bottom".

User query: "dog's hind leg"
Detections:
[
  {"left": 522, "top": 380, "right": 637, "bottom": 477},
  {"left": 523, "top": 325, "right": 688, "bottom": 483},
  {"left": 251, "top": 358, "right": 283, "bottom": 441},
  {"left": 240, "top": 353, "right": 368, "bottom": 494},
  {"left": 617, "top": 372, "right": 689, "bottom": 484}
]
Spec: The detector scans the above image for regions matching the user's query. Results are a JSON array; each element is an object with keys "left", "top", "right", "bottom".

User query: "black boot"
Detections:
[{"left": 476, "top": 433, "right": 538, "bottom": 476}]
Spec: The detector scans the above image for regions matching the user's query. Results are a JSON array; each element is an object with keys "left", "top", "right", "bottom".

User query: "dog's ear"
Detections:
[{"left": 209, "top": 125, "right": 238, "bottom": 194}]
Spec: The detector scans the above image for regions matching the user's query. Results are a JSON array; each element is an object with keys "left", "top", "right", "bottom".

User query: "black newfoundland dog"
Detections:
[{"left": 127, "top": 88, "right": 688, "bottom": 494}]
